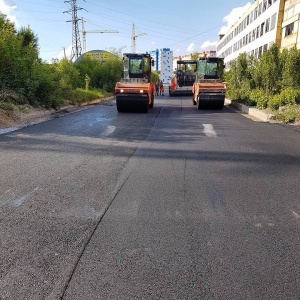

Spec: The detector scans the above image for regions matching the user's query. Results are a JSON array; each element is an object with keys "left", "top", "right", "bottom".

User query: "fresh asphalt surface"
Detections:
[{"left": 0, "top": 95, "right": 300, "bottom": 299}]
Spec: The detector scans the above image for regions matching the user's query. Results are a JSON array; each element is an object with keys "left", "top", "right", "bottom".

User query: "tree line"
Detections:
[
  {"left": 0, "top": 14, "right": 122, "bottom": 109},
  {"left": 224, "top": 43, "right": 300, "bottom": 123}
]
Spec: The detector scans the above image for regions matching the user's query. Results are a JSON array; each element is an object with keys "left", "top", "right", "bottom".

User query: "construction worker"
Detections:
[
  {"left": 155, "top": 82, "right": 159, "bottom": 96},
  {"left": 160, "top": 81, "right": 164, "bottom": 96}
]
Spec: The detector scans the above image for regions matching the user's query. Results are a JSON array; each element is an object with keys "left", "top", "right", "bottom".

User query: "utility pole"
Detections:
[
  {"left": 81, "top": 18, "right": 119, "bottom": 54},
  {"left": 64, "top": 0, "right": 85, "bottom": 61},
  {"left": 131, "top": 23, "right": 146, "bottom": 53}
]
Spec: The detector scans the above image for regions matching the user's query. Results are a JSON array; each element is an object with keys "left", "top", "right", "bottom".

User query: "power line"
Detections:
[{"left": 64, "top": 0, "right": 86, "bottom": 60}]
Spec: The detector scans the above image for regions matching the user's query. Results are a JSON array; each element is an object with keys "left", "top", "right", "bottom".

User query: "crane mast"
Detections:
[{"left": 131, "top": 23, "right": 146, "bottom": 53}]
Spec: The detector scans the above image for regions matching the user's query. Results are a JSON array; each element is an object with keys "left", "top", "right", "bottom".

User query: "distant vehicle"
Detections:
[
  {"left": 192, "top": 52, "right": 226, "bottom": 109},
  {"left": 114, "top": 53, "right": 155, "bottom": 113},
  {"left": 169, "top": 60, "right": 198, "bottom": 96}
]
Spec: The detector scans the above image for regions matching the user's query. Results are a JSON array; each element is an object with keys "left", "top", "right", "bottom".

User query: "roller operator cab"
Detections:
[
  {"left": 169, "top": 60, "right": 198, "bottom": 96},
  {"left": 192, "top": 55, "right": 226, "bottom": 109},
  {"left": 115, "top": 53, "right": 155, "bottom": 113}
]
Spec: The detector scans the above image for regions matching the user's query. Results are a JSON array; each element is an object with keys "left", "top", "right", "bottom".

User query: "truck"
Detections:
[
  {"left": 115, "top": 53, "right": 155, "bottom": 113},
  {"left": 169, "top": 60, "right": 198, "bottom": 96},
  {"left": 192, "top": 53, "right": 226, "bottom": 109}
]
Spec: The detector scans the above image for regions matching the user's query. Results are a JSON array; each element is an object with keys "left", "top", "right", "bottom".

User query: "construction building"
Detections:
[{"left": 217, "top": 0, "right": 290, "bottom": 68}]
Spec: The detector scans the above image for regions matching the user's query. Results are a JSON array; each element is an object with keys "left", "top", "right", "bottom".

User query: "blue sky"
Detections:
[{"left": 0, "top": 0, "right": 252, "bottom": 62}]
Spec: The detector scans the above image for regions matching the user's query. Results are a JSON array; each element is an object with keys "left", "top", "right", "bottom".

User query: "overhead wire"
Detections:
[{"left": 15, "top": 0, "right": 224, "bottom": 56}]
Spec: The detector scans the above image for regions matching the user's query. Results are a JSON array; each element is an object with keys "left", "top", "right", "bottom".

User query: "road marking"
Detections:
[
  {"left": 104, "top": 125, "right": 116, "bottom": 136},
  {"left": 203, "top": 124, "right": 217, "bottom": 138},
  {"left": 11, "top": 187, "right": 39, "bottom": 207},
  {"left": 292, "top": 210, "right": 300, "bottom": 219}
]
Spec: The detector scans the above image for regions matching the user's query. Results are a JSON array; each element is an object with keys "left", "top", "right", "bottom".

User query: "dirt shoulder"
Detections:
[{"left": 0, "top": 106, "right": 58, "bottom": 129}]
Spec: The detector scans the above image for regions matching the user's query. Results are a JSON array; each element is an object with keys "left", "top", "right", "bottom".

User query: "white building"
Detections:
[
  {"left": 217, "top": 0, "right": 285, "bottom": 68},
  {"left": 149, "top": 48, "right": 173, "bottom": 84}
]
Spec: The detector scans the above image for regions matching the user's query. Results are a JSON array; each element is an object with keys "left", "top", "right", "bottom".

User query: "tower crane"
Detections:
[
  {"left": 81, "top": 18, "right": 119, "bottom": 54},
  {"left": 131, "top": 23, "right": 146, "bottom": 53}
]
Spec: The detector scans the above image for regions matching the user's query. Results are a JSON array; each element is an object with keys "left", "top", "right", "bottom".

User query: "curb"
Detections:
[{"left": 225, "top": 98, "right": 274, "bottom": 122}]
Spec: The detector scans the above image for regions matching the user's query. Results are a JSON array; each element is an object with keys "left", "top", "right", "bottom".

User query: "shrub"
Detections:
[
  {"left": 249, "top": 89, "right": 270, "bottom": 109},
  {"left": 267, "top": 88, "right": 300, "bottom": 110},
  {"left": 274, "top": 104, "right": 300, "bottom": 124},
  {"left": 0, "top": 89, "right": 26, "bottom": 104},
  {"left": 267, "top": 94, "right": 282, "bottom": 110}
]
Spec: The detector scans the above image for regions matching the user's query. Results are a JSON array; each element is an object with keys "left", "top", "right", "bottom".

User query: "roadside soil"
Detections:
[{"left": 0, "top": 106, "right": 58, "bottom": 129}]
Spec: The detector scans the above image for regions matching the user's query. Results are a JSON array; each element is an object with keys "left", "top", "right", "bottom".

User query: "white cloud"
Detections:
[
  {"left": 0, "top": 0, "right": 18, "bottom": 25},
  {"left": 219, "top": 2, "right": 251, "bottom": 35},
  {"left": 200, "top": 40, "right": 218, "bottom": 50},
  {"left": 187, "top": 43, "right": 195, "bottom": 53}
]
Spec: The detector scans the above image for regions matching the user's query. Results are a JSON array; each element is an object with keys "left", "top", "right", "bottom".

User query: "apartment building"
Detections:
[
  {"left": 281, "top": 0, "right": 300, "bottom": 49},
  {"left": 217, "top": 0, "right": 285, "bottom": 68},
  {"left": 149, "top": 48, "right": 173, "bottom": 83}
]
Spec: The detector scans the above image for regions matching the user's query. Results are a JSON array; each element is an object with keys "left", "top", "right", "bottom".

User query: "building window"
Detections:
[
  {"left": 258, "top": 46, "right": 263, "bottom": 58},
  {"left": 254, "top": 7, "right": 258, "bottom": 20},
  {"left": 270, "top": 13, "right": 277, "bottom": 30},
  {"left": 265, "top": 18, "right": 270, "bottom": 32},
  {"left": 285, "top": 23, "right": 294, "bottom": 37},
  {"left": 253, "top": 29, "right": 256, "bottom": 41},
  {"left": 260, "top": 23, "right": 265, "bottom": 36},
  {"left": 263, "top": 0, "right": 267, "bottom": 12},
  {"left": 258, "top": 3, "right": 262, "bottom": 16},
  {"left": 263, "top": 44, "right": 268, "bottom": 52},
  {"left": 256, "top": 26, "right": 260, "bottom": 39}
]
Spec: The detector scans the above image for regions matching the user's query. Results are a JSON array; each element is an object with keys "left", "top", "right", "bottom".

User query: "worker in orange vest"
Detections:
[{"left": 160, "top": 81, "right": 164, "bottom": 96}]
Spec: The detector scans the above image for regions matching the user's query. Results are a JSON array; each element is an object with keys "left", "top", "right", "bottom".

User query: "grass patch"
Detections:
[
  {"left": 69, "top": 88, "right": 112, "bottom": 105},
  {"left": 0, "top": 102, "right": 15, "bottom": 111}
]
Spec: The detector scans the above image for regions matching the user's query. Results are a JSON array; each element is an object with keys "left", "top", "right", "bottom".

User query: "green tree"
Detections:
[
  {"left": 236, "top": 52, "right": 250, "bottom": 84},
  {"left": 255, "top": 43, "right": 281, "bottom": 93},
  {"left": 90, "top": 57, "right": 122, "bottom": 92},
  {"left": 191, "top": 52, "right": 199, "bottom": 60},
  {"left": 75, "top": 56, "right": 97, "bottom": 88},
  {"left": 281, "top": 47, "right": 300, "bottom": 89}
]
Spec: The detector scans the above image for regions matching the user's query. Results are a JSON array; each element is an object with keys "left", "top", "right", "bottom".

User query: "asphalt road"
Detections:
[{"left": 1, "top": 96, "right": 300, "bottom": 299}]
